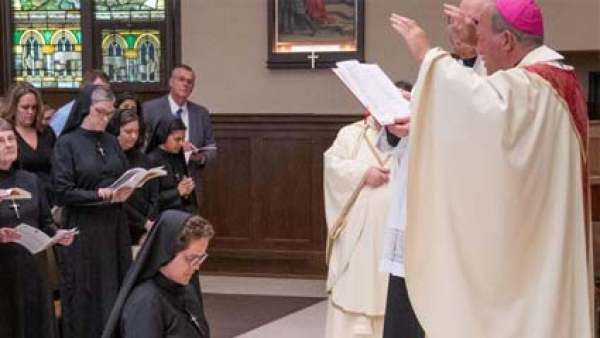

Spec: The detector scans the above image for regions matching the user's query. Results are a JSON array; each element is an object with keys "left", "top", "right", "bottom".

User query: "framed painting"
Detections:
[{"left": 267, "top": 0, "right": 365, "bottom": 69}]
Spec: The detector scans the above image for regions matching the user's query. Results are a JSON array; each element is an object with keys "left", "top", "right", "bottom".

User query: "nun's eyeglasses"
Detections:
[{"left": 184, "top": 252, "right": 208, "bottom": 267}]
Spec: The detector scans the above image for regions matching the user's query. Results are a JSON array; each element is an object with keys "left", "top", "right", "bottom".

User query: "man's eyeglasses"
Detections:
[
  {"left": 173, "top": 76, "right": 194, "bottom": 85},
  {"left": 184, "top": 252, "right": 208, "bottom": 267}
]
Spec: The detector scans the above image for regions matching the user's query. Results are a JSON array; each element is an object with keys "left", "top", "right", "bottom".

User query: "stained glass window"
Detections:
[
  {"left": 102, "top": 29, "right": 161, "bottom": 83},
  {"left": 12, "top": 0, "right": 82, "bottom": 88},
  {"left": 94, "top": 0, "right": 165, "bottom": 21},
  {"left": 4, "top": 0, "right": 176, "bottom": 92}
]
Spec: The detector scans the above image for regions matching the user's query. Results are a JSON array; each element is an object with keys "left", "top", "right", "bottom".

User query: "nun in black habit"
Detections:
[
  {"left": 0, "top": 117, "right": 74, "bottom": 338},
  {"left": 146, "top": 114, "right": 198, "bottom": 214},
  {"left": 52, "top": 85, "right": 134, "bottom": 338},
  {"left": 107, "top": 108, "right": 159, "bottom": 244},
  {"left": 101, "top": 210, "right": 212, "bottom": 338}
]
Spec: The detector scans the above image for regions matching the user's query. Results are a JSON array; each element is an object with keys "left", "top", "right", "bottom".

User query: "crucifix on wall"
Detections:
[
  {"left": 307, "top": 51, "right": 319, "bottom": 69},
  {"left": 267, "top": 0, "right": 365, "bottom": 69}
]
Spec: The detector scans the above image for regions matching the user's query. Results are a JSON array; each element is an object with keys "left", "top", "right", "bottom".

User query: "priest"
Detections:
[
  {"left": 390, "top": 0, "right": 593, "bottom": 337},
  {"left": 323, "top": 115, "right": 396, "bottom": 337}
]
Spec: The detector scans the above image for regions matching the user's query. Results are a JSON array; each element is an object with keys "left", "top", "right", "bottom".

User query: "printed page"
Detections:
[
  {"left": 0, "top": 188, "right": 32, "bottom": 200},
  {"left": 13, "top": 223, "right": 51, "bottom": 254},
  {"left": 335, "top": 60, "right": 410, "bottom": 125},
  {"left": 109, "top": 168, "right": 146, "bottom": 189},
  {"left": 137, "top": 167, "right": 167, "bottom": 187}
]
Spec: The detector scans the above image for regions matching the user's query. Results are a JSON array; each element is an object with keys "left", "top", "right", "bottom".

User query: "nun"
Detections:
[
  {"left": 146, "top": 114, "right": 197, "bottom": 213},
  {"left": 52, "top": 85, "right": 134, "bottom": 338},
  {"left": 101, "top": 210, "right": 213, "bottom": 338},
  {"left": 108, "top": 109, "right": 159, "bottom": 244}
]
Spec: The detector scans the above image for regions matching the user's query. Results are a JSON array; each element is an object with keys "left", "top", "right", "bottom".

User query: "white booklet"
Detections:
[
  {"left": 191, "top": 144, "right": 217, "bottom": 154},
  {"left": 109, "top": 166, "right": 167, "bottom": 191},
  {"left": 13, "top": 223, "right": 77, "bottom": 254},
  {"left": 185, "top": 143, "right": 217, "bottom": 164},
  {"left": 0, "top": 188, "right": 32, "bottom": 200},
  {"left": 334, "top": 60, "right": 410, "bottom": 125}
]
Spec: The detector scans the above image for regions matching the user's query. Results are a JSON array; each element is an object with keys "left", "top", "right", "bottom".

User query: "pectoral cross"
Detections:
[
  {"left": 189, "top": 313, "right": 200, "bottom": 329},
  {"left": 9, "top": 199, "right": 20, "bottom": 219},
  {"left": 308, "top": 51, "right": 319, "bottom": 69},
  {"left": 97, "top": 141, "right": 105, "bottom": 157}
]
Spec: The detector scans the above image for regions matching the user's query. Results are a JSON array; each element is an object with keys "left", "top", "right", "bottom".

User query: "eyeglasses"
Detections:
[
  {"left": 94, "top": 106, "right": 116, "bottom": 119},
  {"left": 184, "top": 252, "right": 208, "bottom": 267},
  {"left": 173, "top": 76, "right": 194, "bottom": 85}
]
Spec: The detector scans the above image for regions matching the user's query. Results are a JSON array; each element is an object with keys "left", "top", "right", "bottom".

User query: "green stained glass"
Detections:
[
  {"left": 101, "top": 29, "right": 161, "bottom": 83},
  {"left": 13, "top": 0, "right": 80, "bottom": 11},
  {"left": 12, "top": 0, "right": 82, "bottom": 88},
  {"left": 94, "top": 0, "right": 165, "bottom": 21}
]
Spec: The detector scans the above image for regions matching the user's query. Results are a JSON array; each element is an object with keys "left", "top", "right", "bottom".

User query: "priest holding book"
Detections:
[
  {"left": 323, "top": 114, "right": 396, "bottom": 337},
  {"left": 0, "top": 117, "right": 74, "bottom": 338}
]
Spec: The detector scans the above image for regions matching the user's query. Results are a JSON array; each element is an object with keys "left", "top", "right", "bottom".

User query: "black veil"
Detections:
[{"left": 101, "top": 210, "right": 193, "bottom": 338}]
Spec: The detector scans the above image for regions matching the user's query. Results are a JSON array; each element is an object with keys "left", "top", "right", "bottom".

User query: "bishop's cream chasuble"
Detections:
[{"left": 404, "top": 46, "right": 593, "bottom": 338}]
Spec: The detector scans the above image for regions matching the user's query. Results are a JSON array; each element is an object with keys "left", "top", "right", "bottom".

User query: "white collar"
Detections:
[
  {"left": 517, "top": 45, "right": 567, "bottom": 68},
  {"left": 168, "top": 94, "right": 188, "bottom": 114}
]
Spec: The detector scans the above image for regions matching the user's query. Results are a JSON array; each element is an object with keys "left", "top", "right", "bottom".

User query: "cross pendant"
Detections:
[
  {"left": 307, "top": 51, "right": 319, "bottom": 69},
  {"left": 189, "top": 314, "right": 200, "bottom": 329},
  {"left": 9, "top": 199, "right": 20, "bottom": 219}
]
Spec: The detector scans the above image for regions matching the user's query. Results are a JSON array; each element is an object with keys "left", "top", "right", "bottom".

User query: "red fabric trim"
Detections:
[
  {"left": 364, "top": 109, "right": 371, "bottom": 124},
  {"left": 523, "top": 64, "right": 590, "bottom": 240}
]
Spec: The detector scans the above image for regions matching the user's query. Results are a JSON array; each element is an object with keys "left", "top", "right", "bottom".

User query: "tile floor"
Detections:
[{"left": 201, "top": 275, "right": 328, "bottom": 337}]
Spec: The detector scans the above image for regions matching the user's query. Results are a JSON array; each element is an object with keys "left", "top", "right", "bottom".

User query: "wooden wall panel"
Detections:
[
  {"left": 258, "top": 137, "right": 314, "bottom": 247},
  {"left": 201, "top": 118, "right": 600, "bottom": 279},
  {"left": 201, "top": 136, "right": 253, "bottom": 247},
  {"left": 199, "top": 114, "right": 357, "bottom": 278}
]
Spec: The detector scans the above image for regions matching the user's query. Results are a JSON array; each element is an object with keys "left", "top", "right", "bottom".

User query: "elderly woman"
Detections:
[
  {"left": 102, "top": 210, "right": 212, "bottom": 338},
  {"left": 0, "top": 117, "right": 73, "bottom": 338},
  {"left": 1, "top": 83, "right": 56, "bottom": 206},
  {"left": 52, "top": 85, "right": 134, "bottom": 338},
  {"left": 108, "top": 109, "right": 158, "bottom": 244}
]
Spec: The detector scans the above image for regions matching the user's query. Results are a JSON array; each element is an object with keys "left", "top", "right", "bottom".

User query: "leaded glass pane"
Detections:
[
  {"left": 101, "top": 29, "right": 161, "bottom": 83},
  {"left": 12, "top": 0, "right": 82, "bottom": 88},
  {"left": 94, "top": 0, "right": 165, "bottom": 21}
]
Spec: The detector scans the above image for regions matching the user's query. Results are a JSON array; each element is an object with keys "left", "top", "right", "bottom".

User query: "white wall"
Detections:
[{"left": 181, "top": 0, "right": 600, "bottom": 115}]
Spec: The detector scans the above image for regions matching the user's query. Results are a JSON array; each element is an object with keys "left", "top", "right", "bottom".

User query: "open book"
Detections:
[
  {"left": 191, "top": 144, "right": 217, "bottom": 154},
  {"left": 13, "top": 223, "right": 77, "bottom": 254},
  {"left": 0, "top": 188, "right": 32, "bottom": 200},
  {"left": 109, "top": 167, "right": 167, "bottom": 191},
  {"left": 333, "top": 60, "right": 410, "bottom": 125}
]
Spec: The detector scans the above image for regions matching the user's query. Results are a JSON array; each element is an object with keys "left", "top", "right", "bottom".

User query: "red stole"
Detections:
[{"left": 523, "top": 64, "right": 591, "bottom": 249}]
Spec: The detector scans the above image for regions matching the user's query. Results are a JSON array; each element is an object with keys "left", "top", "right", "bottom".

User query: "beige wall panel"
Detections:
[{"left": 182, "top": 0, "right": 599, "bottom": 116}]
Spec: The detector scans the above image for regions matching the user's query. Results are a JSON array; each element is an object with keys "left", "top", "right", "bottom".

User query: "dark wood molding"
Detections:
[
  {"left": 0, "top": 2, "right": 12, "bottom": 96},
  {"left": 590, "top": 72, "right": 600, "bottom": 120}
]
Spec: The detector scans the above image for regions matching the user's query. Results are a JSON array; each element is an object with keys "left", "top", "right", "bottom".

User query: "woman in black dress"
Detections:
[
  {"left": 108, "top": 109, "right": 158, "bottom": 244},
  {"left": 1, "top": 82, "right": 56, "bottom": 206},
  {"left": 0, "top": 117, "right": 74, "bottom": 338},
  {"left": 52, "top": 85, "right": 134, "bottom": 338},
  {"left": 102, "top": 210, "right": 212, "bottom": 338},
  {"left": 146, "top": 114, "right": 197, "bottom": 214}
]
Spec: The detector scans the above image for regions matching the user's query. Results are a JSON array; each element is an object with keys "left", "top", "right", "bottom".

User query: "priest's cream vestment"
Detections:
[
  {"left": 323, "top": 118, "right": 396, "bottom": 337},
  {"left": 405, "top": 46, "right": 593, "bottom": 338}
]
